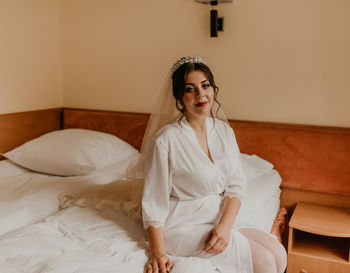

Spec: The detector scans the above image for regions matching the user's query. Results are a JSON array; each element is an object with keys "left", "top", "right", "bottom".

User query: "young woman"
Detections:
[{"left": 141, "top": 56, "right": 287, "bottom": 273}]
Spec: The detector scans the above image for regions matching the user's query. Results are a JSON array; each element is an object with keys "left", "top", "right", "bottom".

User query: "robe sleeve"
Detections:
[
  {"left": 223, "top": 127, "right": 247, "bottom": 203},
  {"left": 142, "top": 138, "right": 172, "bottom": 230}
]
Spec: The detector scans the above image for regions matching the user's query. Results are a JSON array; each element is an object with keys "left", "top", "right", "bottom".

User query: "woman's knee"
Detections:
[
  {"left": 248, "top": 239, "right": 277, "bottom": 273},
  {"left": 263, "top": 237, "right": 287, "bottom": 273},
  {"left": 275, "top": 242, "right": 287, "bottom": 273},
  {"left": 254, "top": 250, "right": 276, "bottom": 273},
  {"left": 241, "top": 228, "right": 287, "bottom": 273}
]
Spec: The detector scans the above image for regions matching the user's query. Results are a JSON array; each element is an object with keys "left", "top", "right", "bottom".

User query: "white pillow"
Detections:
[
  {"left": 240, "top": 153, "right": 274, "bottom": 180},
  {"left": 3, "top": 129, "right": 139, "bottom": 176}
]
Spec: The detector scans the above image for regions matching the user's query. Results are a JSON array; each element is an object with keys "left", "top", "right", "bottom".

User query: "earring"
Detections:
[
  {"left": 180, "top": 100, "right": 185, "bottom": 111},
  {"left": 176, "top": 100, "right": 185, "bottom": 113}
]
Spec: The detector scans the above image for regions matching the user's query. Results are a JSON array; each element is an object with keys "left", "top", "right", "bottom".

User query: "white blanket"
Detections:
[
  {"left": 0, "top": 206, "right": 219, "bottom": 273},
  {"left": 0, "top": 154, "right": 138, "bottom": 236}
]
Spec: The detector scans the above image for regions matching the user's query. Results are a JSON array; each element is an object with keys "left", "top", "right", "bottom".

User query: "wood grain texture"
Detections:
[
  {"left": 289, "top": 202, "right": 350, "bottom": 238},
  {"left": 287, "top": 253, "right": 349, "bottom": 273},
  {"left": 287, "top": 202, "right": 350, "bottom": 273},
  {"left": 230, "top": 120, "right": 350, "bottom": 196},
  {"left": 280, "top": 188, "right": 350, "bottom": 211},
  {"left": 0, "top": 108, "right": 62, "bottom": 159},
  {"left": 63, "top": 108, "right": 149, "bottom": 150}
]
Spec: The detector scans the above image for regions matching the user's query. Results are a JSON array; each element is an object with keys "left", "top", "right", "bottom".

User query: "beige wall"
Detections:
[
  {"left": 61, "top": 0, "right": 350, "bottom": 127},
  {"left": 0, "top": 0, "right": 62, "bottom": 114},
  {"left": 2, "top": 1, "right": 349, "bottom": 127}
]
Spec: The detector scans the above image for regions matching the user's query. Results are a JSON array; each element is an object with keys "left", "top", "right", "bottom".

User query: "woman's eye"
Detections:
[
  {"left": 185, "top": 87, "right": 194, "bottom": 93},
  {"left": 202, "top": 84, "right": 210, "bottom": 89}
]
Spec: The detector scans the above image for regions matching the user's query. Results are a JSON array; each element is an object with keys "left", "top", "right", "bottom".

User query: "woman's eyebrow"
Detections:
[{"left": 185, "top": 80, "right": 209, "bottom": 85}]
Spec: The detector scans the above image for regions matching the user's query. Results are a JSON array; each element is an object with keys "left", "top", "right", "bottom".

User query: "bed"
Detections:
[
  {"left": 0, "top": 108, "right": 349, "bottom": 272},
  {"left": 0, "top": 157, "right": 281, "bottom": 273}
]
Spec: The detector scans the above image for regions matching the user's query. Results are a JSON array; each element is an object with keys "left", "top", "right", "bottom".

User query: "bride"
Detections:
[{"left": 141, "top": 56, "right": 287, "bottom": 273}]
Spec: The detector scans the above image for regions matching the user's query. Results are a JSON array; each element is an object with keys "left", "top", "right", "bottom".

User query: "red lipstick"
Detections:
[{"left": 196, "top": 102, "right": 207, "bottom": 107}]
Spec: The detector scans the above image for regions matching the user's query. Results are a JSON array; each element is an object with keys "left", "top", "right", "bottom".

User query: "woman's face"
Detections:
[{"left": 182, "top": 70, "right": 214, "bottom": 120}]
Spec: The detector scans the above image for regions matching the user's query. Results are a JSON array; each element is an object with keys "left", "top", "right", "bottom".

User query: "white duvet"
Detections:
[
  {"left": 0, "top": 206, "right": 220, "bottom": 273},
  {"left": 0, "top": 154, "right": 138, "bottom": 236}
]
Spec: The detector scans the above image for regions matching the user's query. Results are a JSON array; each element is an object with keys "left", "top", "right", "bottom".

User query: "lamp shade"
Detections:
[{"left": 195, "top": 0, "right": 233, "bottom": 4}]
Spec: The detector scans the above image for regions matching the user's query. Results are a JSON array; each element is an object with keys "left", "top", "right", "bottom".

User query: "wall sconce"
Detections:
[{"left": 195, "top": 0, "right": 233, "bottom": 37}]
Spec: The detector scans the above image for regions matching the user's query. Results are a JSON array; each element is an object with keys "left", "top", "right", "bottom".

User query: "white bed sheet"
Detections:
[{"left": 0, "top": 154, "right": 139, "bottom": 236}]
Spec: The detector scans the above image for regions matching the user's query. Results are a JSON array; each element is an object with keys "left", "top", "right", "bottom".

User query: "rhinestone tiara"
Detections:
[{"left": 170, "top": 56, "right": 207, "bottom": 74}]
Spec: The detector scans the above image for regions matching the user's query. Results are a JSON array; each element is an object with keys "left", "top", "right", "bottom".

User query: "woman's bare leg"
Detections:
[{"left": 240, "top": 228, "right": 287, "bottom": 273}]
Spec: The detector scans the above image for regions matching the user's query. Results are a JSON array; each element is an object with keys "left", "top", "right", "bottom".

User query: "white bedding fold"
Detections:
[
  {"left": 0, "top": 154, "right": 138, "bottom": 236},
  {"left": 0, "top": 206, "right": 218, "bottom": 273}
]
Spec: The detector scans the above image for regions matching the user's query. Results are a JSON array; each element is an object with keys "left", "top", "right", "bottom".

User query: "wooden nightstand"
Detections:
[{"left": 287, "top": 202, "right": 350, "bottom": 273}]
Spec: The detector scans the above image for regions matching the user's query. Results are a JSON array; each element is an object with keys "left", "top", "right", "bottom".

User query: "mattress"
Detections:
[{"left": 0, "top": 154, "right": 139, "bottom": 236}]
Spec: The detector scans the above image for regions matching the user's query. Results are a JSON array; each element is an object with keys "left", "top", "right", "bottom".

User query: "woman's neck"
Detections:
[{"left": 185, "top": 114, "right": 207, "bottom": 135}]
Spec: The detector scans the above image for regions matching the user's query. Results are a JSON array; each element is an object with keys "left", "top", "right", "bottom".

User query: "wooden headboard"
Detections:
[
  {"left": 231, "top": 121, "right": 350, "bottom": 195},
  {"left": 63, "top": 108, "right": 148, "bottom": 150},
  {"left": 0, "top": 108, "right": 62, "bottom": 160},
  {"left": 1, "top": 107, "right": 349, "bottom": 209}
]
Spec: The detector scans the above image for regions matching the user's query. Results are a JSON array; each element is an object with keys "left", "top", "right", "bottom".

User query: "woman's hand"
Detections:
[
  {"left": 203, "top": 224, "right": 231, "bottom": 254},
  {"left": 144, "top": 252, "right": 173, "bottom": 273}
]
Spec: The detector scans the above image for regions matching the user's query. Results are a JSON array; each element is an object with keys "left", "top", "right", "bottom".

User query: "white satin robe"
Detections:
[{"left": 142, "top": 117, "right": 253, "bottom": 273}]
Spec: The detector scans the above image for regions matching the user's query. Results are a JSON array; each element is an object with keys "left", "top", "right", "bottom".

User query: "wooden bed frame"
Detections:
[{"left": 1, "top": 108, "right": 349, "bottom": 212}]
